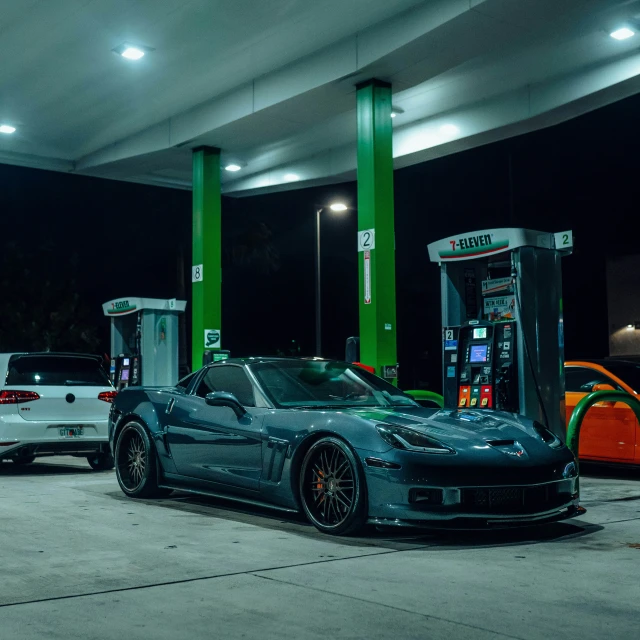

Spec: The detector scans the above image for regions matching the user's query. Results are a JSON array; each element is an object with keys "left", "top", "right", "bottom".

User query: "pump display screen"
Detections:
[
  {"left": 473, "top": 327, "right": 487, "bottom": 339},
  {"left": 121, "top": 368, "right": 130, "bottom": 381},
  {"left": 469, "top": 344, "right": 488, "bottom": 363}
]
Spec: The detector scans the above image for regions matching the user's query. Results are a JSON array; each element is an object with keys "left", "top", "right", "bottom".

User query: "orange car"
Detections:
[{"left": 565, "top": 360, "right": 640, "bottom": 465}]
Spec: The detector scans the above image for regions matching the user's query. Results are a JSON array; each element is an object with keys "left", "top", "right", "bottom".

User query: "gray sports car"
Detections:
[{"left": 108, "top": 358, "right": 581, "bottom": 535}]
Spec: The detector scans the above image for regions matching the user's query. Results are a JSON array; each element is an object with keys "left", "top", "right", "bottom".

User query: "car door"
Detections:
[
  {"left": 166, "top": 365, "right": 262, "bottom": 490},
  {"left": 565, "top": 366, "right": 635, "bottom": 462}
]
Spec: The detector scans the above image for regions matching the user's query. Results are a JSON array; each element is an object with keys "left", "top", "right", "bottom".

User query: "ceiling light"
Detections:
[
  {"left": 329, "top": 203, "right": 348, "bottom": 212},
  {"left": 112, "top": 43, "right": 153, "bottom": 60},
  {"left": 284, "top": 173, "right": 300, "bottom": 182},
  {"left": 610, "top": 27, "right": 635, "bottom": 40},
  {"left": 122, "top": 47, "right": 145, "bottom": 60},
  {"left": 439, "top": 124, "right": 460, "bottom": 136},
  {"left": 0, "top": 124, "right": 16, "bottom": 134},
  {"left": 225, "top": 164, "right": 242, "bottom": 172},
  {"left": 391, "top": 107, "right": 404, "bottom": 119}
]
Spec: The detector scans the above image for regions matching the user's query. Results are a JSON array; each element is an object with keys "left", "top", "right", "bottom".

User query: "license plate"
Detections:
[{"left": 59, "top": 427, "right": 84, "bottom": 438}]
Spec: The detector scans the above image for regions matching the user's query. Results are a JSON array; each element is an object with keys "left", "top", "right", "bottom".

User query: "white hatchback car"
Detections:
[{"left": 0, "top": 352, "right": 116, "bottom": 469}]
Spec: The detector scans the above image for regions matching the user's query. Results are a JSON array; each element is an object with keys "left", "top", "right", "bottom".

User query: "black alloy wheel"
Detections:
[
  {"left": 300, "top": 437, "right": 367, "bottom": 535},
  {"left": 87, "top": 451, "right": 115, "bottom": 471},
  {"left": 115, "top": 421, "right": 171, "bottom": 498}
]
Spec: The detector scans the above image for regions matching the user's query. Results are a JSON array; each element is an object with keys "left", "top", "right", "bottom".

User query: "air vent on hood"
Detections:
[{"left": 487, "top": 440, "right": 515, "bottom": 447}]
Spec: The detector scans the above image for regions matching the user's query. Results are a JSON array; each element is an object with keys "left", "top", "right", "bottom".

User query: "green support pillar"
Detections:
[
  {"left": 356, "top": 79, "right": 397, "bottom": 381},
  {"left": 191, "top": 146, "right": 222, "bottom": 369}
]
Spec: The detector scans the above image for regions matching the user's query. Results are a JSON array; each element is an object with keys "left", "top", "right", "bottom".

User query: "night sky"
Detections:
[{"left": 2, "top": 92, "right": 639, "bottom": 392}]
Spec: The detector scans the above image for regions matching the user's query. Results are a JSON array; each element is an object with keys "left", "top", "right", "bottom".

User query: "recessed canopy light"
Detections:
[
  {"left": 0, "top": 124, "right": 16, "bottom": 134},
  {"left": 284, "top": 173, "right": 300, "bottom": 182},
  {"left": 122, "top": 47, "right": 145, "bottom": 60},
  {"left": 610, "top": 27, "right": 635, "bottom": 40},
  {"left": 225, "top": 164, "right": 242, "bottom": 172},
  {"left": 112, "top": 43, "right": 152, "bottom": 60},
  {"left": 440, "top": 124, "right": 459, "bottom": 136},
  {"left": 329, "top": 203, "right": 348, "bottom": 212},
  {"left": 391, "top": 106, "right": 404, "bottom": 119}
]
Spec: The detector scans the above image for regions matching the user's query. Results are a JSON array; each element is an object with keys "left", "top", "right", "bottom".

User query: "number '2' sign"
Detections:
[
  {"left": 358, "top": 229, "right": 375, "bottom": 252},
  {"left": 554, "top": 230, "right": 573, "bottom": 250}
]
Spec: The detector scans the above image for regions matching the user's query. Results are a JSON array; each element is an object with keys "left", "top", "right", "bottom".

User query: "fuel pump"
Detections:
[
  {"left": 102, "top": 297, "right": 187, "bottom": 389},
  {"left": 428, "top": 228, "right": 573, "bottom": 439}
]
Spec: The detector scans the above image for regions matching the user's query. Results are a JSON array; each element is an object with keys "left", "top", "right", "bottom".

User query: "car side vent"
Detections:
[
  {"left": 265, "top": 437, "right": 289, "bottom": 483},
  {"left": 486, "top": 440, "right": 516, "bottom": 447}
]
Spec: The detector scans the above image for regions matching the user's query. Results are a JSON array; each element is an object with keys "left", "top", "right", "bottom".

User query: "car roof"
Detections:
[
  {"left": 209, "top": 356, "right": 334, "bottom": 366},
  {"left": 2, "top": 352, "right": 102, "bottom": 359},
  {"left": 566, "top": 359, "right": 640, "bottom": 367}
]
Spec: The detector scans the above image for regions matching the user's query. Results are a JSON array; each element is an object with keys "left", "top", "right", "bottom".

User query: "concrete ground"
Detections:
[{"left": 1, "top": 458, "right": 639, "bottom": 640}]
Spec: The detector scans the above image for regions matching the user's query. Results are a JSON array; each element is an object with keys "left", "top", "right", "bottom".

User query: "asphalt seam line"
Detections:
[
  {"left": 251, "top": 573, "right": 527, "bottom": 640},
  {"left": 0, "top": 546, "right": 430, "bottom": 610}
]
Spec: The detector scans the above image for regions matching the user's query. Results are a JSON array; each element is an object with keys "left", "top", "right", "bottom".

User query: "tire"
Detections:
[
  {"left": 87, "top": 452, "right": 115, "bottom": 471},
  {"left": 11, "top": 454, "right": 36, "bottom": 465},
  {"left": 115, "top": 421, "right": 172, "bottom": 498},
  {"left": 299, "top": 436, "right": 367, "bottom": 536}
]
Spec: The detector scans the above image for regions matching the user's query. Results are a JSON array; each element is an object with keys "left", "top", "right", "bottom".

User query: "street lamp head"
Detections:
[{"left": 329, "top": 202, "right": 348, "bottom": 212}]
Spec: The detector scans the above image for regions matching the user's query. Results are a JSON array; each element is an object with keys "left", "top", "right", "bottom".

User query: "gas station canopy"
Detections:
[{"left": 1, "top": 0, "right": 639, "bottom": 196}]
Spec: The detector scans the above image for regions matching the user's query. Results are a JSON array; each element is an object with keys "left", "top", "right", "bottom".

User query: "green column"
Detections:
[
  {"left": 192, "top": 146, "right": 222, "bottom": 369},
  {"left": 356, "top": 79, "right": 397, "bottom": 381}
]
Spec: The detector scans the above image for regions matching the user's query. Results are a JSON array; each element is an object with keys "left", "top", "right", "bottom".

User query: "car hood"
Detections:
[{"left": 346, "top": 406, "right": 547, "bottom": 449}]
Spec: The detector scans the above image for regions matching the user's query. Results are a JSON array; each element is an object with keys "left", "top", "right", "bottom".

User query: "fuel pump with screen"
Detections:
[{"left": 428, "top": 228, "right": 573, "bottom": 439}]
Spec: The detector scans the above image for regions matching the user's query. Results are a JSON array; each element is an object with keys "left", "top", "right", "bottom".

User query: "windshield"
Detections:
[
  {"left": 249, "top": 360, "right": 417, "bottom": 409},
  {"left": 6, "top": 355, "right": 111, "bottom": 387},
  {"left": 604, "top": 362, "right": 640, "bottom": 393}
]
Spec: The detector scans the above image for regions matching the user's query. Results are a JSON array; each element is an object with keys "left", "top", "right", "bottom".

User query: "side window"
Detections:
[
  {"left": 176, "top": 372, "right": 195, "bottom": 391},
  {"left": 195, "top": 366, "right": 255, "bottom": 407},
  {"left": 565, "top": 367, "right": 618, "bottom": 393}
]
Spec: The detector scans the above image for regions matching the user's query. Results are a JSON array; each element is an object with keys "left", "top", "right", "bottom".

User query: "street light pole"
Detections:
[
  {"left": 315, "top": 207, "right": 322, "bottom": 357},
  {"left": 314, "top": 202, "right": 351, "bottom": 358}
]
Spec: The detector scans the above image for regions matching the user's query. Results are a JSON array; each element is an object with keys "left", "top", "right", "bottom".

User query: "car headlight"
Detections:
[
  {"left": 376, "top": 424, "right": 455, "bottom": 454},
  {"left": 533, "top": 421, "right": 563, "bottom": 449}
]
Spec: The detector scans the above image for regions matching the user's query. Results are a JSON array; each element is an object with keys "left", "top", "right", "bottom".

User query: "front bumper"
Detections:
[
  {"left": 0, "top": 415, "right": 109, "bottom": 459},
  {"left": 368, "top": 504, "right": 584, "bottom": 530},
  {"left": 358, "top": 447, "right": 582, "bottom": 528}
]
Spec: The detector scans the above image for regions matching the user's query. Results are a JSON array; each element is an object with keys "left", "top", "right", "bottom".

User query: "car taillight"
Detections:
[
  {"left": 98, "top": 391, "right": 118, "bottom": 403},
  {"left": 0, "top": 390, "right": 40, "bottom": 404}
]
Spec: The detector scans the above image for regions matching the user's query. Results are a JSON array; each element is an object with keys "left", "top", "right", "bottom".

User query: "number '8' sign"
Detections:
[{"left": 192, "top": 264, "right": 204, "bottom": 282}]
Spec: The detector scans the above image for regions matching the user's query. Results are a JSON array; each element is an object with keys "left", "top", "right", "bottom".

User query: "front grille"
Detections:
[{"left": 461, "top": 483, "right": 570, "bottom": 514}]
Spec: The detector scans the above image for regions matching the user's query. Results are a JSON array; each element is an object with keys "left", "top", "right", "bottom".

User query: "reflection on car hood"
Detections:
[{"left": 346, "top": 406, "right": 540, "bottom": 445}]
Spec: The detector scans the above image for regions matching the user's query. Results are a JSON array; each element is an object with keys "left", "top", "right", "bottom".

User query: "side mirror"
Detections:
[
  {"left": 592, "top": 383, "right": 615, "bottom": 392},
  {"left": 591, "top": 383, "right": 616, "bottom": 408},
  {"left": 205, "top": 391, "right": 247, "bottom": 419}
]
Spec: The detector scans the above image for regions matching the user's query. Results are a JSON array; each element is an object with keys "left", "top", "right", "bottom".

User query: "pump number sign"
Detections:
[
  {"left": 358, "top": 229, "right": 375, "bottom": 252},
  {"left": 192, "top": 264, "right": 203, "bottom": 282},
  {"left": 554, "top": 230, "right": 573, "bottom": 250}
]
